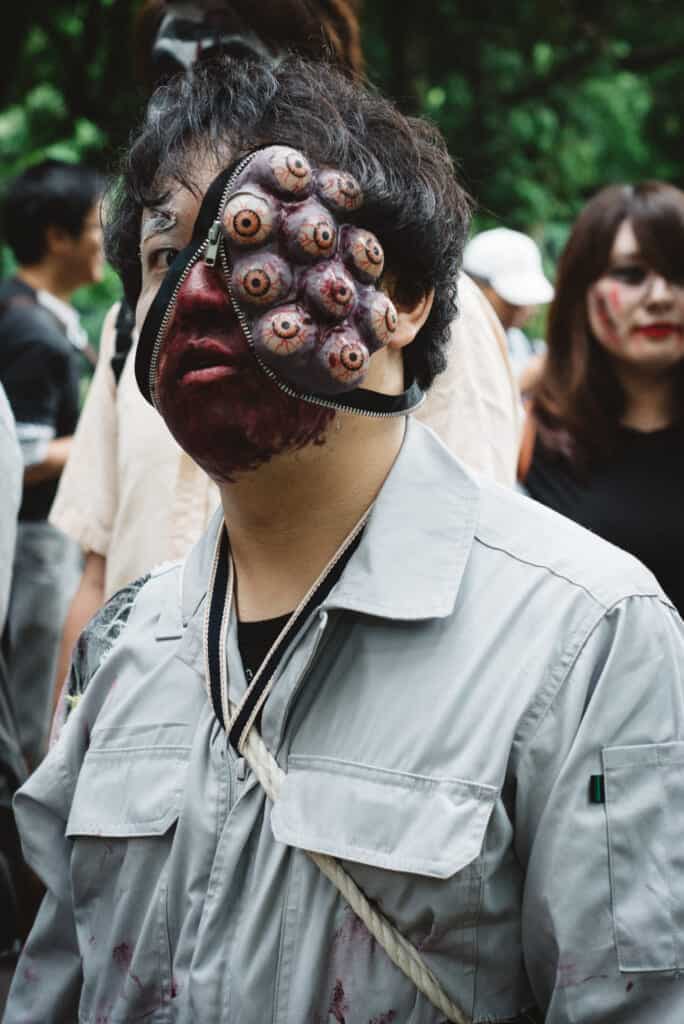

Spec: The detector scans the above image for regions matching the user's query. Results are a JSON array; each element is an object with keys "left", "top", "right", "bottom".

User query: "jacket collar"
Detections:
[
  {"left": 177, "top": 418, "right": 480, "bottom": 631},
  {"left": 323, "top": 419, "right": 480, "bottom": 620}
]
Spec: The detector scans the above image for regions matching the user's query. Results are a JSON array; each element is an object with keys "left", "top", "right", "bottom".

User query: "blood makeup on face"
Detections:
[
  {"left": 590, "top": 284, "right": 622, "bottom": 349},
  {"left": 155, "top": 261, "right": 334, "bottom": 482},
  {"left": 587, "top": 220, "right": 684, "bottom": 367}
]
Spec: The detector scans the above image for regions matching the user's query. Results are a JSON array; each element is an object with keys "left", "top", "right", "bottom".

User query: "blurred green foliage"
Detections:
[{"left": 1, "top": 0, "right": 683, "bottom": 348}]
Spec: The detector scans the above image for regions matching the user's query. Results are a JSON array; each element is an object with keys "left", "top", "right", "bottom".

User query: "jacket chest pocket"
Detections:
[
  {"left": 66, "top": 725, "right": 190, "bottom": 1023},
  {"left": 603, "top": 742, "right": 684, "bottom": 973},
  {"left": 270, "top": 754, "right": 497, "bottom": 1024}
]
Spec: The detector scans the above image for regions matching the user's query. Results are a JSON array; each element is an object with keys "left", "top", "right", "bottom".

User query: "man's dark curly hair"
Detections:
[{"left": 106, "top": 56, "right": 470, "bottom": 390}]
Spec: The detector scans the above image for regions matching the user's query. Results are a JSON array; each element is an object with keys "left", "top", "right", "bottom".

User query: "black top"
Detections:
[
  {"left": 525, "top": 425, "right": 684, "bottom": 615},
  {"left": 231, "top": 528, "right": 364, "bottom": 748},
  {"left": 0, "top": 277, "right": 80, "bottom": 520},
  {"left": 238, "top": 613, "right": 291, "bottom": 683}
]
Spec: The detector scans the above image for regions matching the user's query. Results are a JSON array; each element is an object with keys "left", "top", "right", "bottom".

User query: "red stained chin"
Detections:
[{"left": 158, "top": 340, "right": 334, "bottom": 481}]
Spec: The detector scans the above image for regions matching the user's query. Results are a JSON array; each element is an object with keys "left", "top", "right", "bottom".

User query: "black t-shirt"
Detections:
[
  {"left": 238, "top": 613, "right": 291, "bottom": 683},
  {"left": 235, "top": 527, "right": 364, "bottom": 725},
  {"left": 0, "top": 277, "right": 81, "bottom": 521},
  {"left": 525, "top": 425, "right": 684, "bottom": 615}
]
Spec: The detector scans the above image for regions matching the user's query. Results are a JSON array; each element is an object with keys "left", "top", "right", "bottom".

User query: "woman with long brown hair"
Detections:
[{"left": 520, "top": 181, "right": 684, "bottom": 614}]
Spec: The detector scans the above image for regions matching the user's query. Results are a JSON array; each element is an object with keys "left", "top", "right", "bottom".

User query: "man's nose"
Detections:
[{"left": 178, "top": 261, "right": 230, "bottom": 311}]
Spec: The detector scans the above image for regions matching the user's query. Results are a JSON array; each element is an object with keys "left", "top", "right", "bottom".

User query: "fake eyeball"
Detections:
[
  {"left": 232, "top": 254, "right": 293, "bottom": 307},
  {"left": 223, "top": 190, "right": 277, "bottom": 247},
  {"left": 364, "top": 292, "right": 398, "bottom": 345},
  {"left": 266, "top": 146, "right": 313, "bottom": 197},
  {"left": 253, "top": 304, "right": 317, "bottom": 358},
  {"left": 317, "top": 170, "right": 363, "bottom": 212},
  {"left": 284, "top": 202, "right": 337, "bottom": 262},
  {"left": 317, "top": 329, "right": 369, "bottom": 386},
  {"left": 304, "top": 264, "right": 357, "bottom": 320},
  {"left": 344, "top": 227, "right": 384, "bottom": 282}
]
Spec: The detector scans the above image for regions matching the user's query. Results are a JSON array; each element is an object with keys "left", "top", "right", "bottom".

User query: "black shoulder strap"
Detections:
[{"left": 110, "top": 300, "right": 136, "bottom": 386}]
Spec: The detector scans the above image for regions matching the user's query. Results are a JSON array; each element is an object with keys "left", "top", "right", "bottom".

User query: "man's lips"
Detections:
[
  {"left": 632, "top": 323, "right": 683, "bottom": 339},
  {"left": 175, "top": 336, "right": 252, "bottom": 385}
]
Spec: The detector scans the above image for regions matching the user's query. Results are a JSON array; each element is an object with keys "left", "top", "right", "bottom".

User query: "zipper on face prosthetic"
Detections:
[
  {"left": 147, "top": 153, "right": 259, "bottom": 409},
  {"left": 213, "top": 158, "right": 413, "bottom": 420},
  {"left": 220, "top": 243, "right": 405, "bottom": 419},
  {"left": 149, "top": 240, "right": 209, "bottom": 409}
]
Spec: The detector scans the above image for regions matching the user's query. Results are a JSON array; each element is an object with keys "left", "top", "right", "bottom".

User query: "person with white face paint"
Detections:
[
  {"left": 519, "top": 181, "right": 684, "bottom": 616},
  {"left": 5, "top": 61, "right": 684, "bottom": 1024}
]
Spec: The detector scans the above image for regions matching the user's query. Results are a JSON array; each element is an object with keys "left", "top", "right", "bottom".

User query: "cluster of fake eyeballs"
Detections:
[{"left": 220, "top": 145, "right": 398, "bottom": 394}]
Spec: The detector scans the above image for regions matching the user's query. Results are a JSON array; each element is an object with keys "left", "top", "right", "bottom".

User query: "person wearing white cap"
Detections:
[{"left": 463, "top": 227, "right": 554, "bottom": 383}]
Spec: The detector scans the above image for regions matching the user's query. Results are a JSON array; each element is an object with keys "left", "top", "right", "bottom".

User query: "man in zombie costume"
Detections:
[
  {"left": 49, "top": 0, "right": 519, "bottom": 718},
  {"left": 8, "top": 59, "right": 683, "bottom": 1024}
]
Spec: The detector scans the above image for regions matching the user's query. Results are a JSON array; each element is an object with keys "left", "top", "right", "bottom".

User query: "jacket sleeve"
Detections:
[
  {"left": 3, "top": 581, "right": 146, "bottom": 1022},
  {"left": 3, "top": 726, "right": 85, "bottom": 1021},
  {"left": 516, "top": 594, "right": 684, "bottom": 1022}
]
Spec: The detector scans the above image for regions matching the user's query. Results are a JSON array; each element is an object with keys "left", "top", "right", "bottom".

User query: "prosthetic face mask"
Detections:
[{"left": 136, "top": 145, "right": 424, "bottom": 481}]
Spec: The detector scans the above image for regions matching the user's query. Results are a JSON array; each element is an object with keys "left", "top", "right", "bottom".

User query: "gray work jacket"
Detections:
[{"left": 5, "top": 420, "right": 684, "bottom": 1023}]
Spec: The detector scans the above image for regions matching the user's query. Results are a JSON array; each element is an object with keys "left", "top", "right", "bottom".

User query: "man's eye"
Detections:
[
  {"left": 607, "top": 265, "right": 647, "bottom": 286},
  {"left": 148, "top": 247, "right": 179, "bottom": 272}
]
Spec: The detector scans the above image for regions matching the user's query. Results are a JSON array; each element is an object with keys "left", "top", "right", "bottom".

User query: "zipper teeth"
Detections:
[
  {"left": 149, "top": 242, "right": 207, "bottom": 409},
  {"left": 148, "top": 152, "right": 258, "bottom": 408}
]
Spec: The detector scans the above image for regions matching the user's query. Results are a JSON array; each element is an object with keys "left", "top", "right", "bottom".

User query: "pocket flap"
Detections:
[
  {"left": 66, "top": 725, "right": 191, "bottom": 838},
  {"left": 270, "top": 754, "right": 497, "bottom": 879}
]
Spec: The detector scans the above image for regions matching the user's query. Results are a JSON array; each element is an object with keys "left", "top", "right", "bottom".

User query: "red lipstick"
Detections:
[{"left": 633, "top": 323, "right": 682, "bottom": 340}]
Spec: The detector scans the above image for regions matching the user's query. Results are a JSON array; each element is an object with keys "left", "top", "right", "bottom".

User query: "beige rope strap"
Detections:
[{"left": 236, "top": 707, "right": 470, "bottom": 1024}]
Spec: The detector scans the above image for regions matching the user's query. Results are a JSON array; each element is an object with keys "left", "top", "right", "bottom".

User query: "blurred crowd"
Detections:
[{"left": 0, "top": 1, "right": 683, "bottom": 1020}]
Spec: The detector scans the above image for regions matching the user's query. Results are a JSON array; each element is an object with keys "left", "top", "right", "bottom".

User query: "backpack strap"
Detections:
[{"left": 110, "top": 300, "right": 136, "bottom": 385}]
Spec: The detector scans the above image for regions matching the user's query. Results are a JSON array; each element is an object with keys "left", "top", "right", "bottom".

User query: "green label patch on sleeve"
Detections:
[{"left": 589, "top": 774, "right": 605, "bottom": 804}]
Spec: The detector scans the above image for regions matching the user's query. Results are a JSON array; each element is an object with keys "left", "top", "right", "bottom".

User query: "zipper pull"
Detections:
[{"left": 204, "top": 220, "right": 222, "bottom": 267}]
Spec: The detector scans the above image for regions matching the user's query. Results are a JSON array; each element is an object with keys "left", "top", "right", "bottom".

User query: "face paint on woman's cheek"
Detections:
[
  {"left": 153, "top": 261, "right": 334, "bottom": 482},
  {"left": 608, "top": 285, "right": 622, "bottom": 316},
  {"left": 589, "top": 280, "right": 626, "bottom": 350}
]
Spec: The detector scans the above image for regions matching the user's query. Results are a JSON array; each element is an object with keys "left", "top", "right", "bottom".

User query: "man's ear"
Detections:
[
  {"left": 44, "top": 225, "right": 73, "bottom": 257},
  {"left": 386, "top": 287, "right": 435, "bottom": 350}
]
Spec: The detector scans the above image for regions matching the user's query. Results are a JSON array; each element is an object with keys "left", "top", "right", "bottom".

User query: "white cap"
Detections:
[{"left": 463, "top": 227, "right": 554, "bottom": 307}]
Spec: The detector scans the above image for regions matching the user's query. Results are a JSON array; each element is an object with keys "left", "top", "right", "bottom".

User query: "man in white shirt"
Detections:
[{"left": 463, "top": 227, "right": 554, "bottom": 387}]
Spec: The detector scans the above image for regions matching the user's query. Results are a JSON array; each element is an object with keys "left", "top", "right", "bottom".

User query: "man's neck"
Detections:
[
  {"left": 220, "top": 414, "right": 406, "bottom": 622},
  {"left": 17, "top": 265, "right": 74, "bottom": 305}
]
